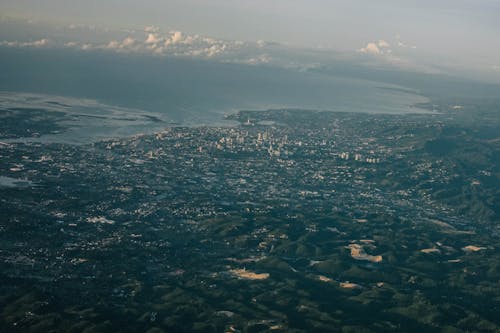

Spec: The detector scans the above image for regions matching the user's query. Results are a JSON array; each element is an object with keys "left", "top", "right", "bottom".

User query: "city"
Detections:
[{"left": 1, "top": 105, "right": 498, "bottom": 332}]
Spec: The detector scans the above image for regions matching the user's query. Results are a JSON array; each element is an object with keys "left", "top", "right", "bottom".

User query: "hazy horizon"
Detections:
[{"left": 1, "top": 1, "right": 500, "bottom": 83}]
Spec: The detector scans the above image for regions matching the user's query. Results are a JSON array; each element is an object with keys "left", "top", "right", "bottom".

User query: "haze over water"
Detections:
[{"left": 0, "top": 50, "right": 430, "bottom": 134}]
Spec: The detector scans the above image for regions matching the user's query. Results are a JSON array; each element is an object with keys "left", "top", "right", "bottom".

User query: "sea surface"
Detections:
[{"left": 0, "top": 50, "right": 432, "bottom": 143}]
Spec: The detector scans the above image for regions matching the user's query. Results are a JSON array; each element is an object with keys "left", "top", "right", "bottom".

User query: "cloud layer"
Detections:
[
  {"left": 69, "top": 27, "right": 238, "bottom": 58},
  {"left": 0, "top": 22, "right": 445, "bottom": 76},
  {"left": 0, "top": 25, "right": 274, "bottom": 66},
  {"left": 0, "top": 38, "right": 51, "bottom": 48},
  {"left": 358, "top": 40, "right": 392, "bottom": 55}
]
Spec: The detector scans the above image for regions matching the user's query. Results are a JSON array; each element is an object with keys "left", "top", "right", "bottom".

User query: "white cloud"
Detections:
[
  {"left": 359, "top": 42, "right": 381, "bottom": 55},
  {"left": 0, "top": 38, "right": 50, "bottom": 48},
  {"left": 145, "top": 33, "right": 161, "bottom": 44},
  {"left": 358, "top": 39, "right": 393, "bottom": 55},
  {"left": 106, "top": 40, "right": 120, "bottom": 49},
  {"left": 81, "top": 43, "right": 93, "bottom": 51},
  {"left": 103, "top": 37, "right": 140, "bottom": 53},
  {"left": 171, "top": 31, "right": 184, "bottom": 44},
  {"left": 377, "top": 40, "right": 390, "bottom": 49},
  {"left": 96, "top": 28, "right": 241, "bottom": 58},
  {"left": 239, "top": 54, "right": 272, "bottom": 65},
  {"left": 205, "top": 44, "right": 226, "bottom": 57},
  {"left": 0, "top": 25, "right": 273, "bottom": 61},
  {"left": 122, "top": 37, "right": 136, "bottom": 47},
  {"left": 144, "top": 25, "right": 159, "bottom": 33},
  {"left": 32, "top": 39, "right": 50, "bottom": 47},
  {"left": 68, "top": 23, "right": 98, "bottom": 31},
  {"left": 256, "top": 40, "right": 267, "bottom": 48},
  {"left": 182, "top": 35, "right": 198, "bottom": 45}
]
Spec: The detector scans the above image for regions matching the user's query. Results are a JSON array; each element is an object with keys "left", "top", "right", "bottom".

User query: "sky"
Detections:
[{"left": 1, "top": 0, "right": 500, "bottom": 81}]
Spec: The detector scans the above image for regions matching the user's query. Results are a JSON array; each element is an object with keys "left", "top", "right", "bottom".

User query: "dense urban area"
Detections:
[{"left": 1, "top": 101, "right": 499, "bottom": 332}]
